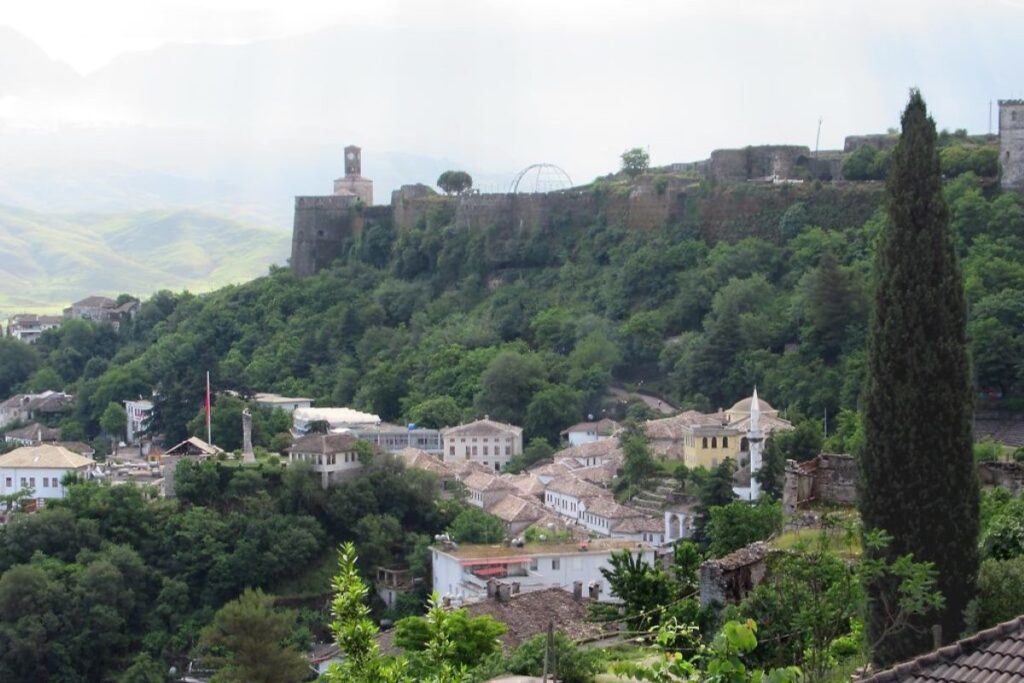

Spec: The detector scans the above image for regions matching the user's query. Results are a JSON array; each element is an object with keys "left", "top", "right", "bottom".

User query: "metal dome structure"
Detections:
[{"left": 508, "top": 163, "right": 574, "bottom": 194}]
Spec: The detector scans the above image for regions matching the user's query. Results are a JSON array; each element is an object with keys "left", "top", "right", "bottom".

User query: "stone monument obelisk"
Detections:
[{"left": 242, "top": 409, "right": 255, "bottom": 463}]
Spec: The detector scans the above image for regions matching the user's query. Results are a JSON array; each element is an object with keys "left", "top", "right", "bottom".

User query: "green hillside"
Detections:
[{"left": 0, "top": 206, "right": 290, "bottom": 313}]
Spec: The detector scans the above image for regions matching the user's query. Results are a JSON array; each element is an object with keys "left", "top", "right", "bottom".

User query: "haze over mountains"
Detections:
[{"left": 2, "top": 2, "right": 1022, "bottom": 310}]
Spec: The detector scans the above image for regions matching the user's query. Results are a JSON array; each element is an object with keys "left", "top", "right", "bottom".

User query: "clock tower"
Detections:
[
  {"left": 333, "top": 143, "right": 373, "bottom": 205},
  {"left": 344, "top": 145, "right": 361, "bottom": 177}
]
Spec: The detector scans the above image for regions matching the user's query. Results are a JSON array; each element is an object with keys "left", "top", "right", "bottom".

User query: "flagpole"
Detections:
[{"left": 205, "top": 371, "right": 212, "bottom": 445}]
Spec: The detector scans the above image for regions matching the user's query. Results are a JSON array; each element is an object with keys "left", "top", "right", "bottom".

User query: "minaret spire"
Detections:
[{"left": 748, "top": 386, "right": 764, "bottom": 501}]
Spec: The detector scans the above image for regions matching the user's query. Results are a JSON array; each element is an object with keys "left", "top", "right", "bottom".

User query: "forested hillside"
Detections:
[{"left": 3, "top": 169, "right": 1021, "bottom": 450}]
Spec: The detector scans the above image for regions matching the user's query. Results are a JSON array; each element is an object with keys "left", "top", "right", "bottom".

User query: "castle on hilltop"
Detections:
[{"left": 290, "top": 103, "right": 1024, "bottom": 277}]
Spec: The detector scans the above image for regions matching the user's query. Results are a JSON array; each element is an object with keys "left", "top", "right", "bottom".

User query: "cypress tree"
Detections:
[{"left": 860, "top": 90, "right": 978, "bottom": 665}]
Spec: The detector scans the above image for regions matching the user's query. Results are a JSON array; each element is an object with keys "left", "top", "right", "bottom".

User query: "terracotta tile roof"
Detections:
[
  {"left": 451, "top": 460, "right": 491, "bottom": 478},
  {"left": 645, "top": 410, "right": 727, "bottom": 439},
  {"left": 863, "top": 615, "right": 1024, "bottom": 683},
  {"left": 529, "top": 461, "right": 576, "bottom": 478},
  {"left": 583, "top": 496, "right": 637, "bottom": 519},
  {"left": 487, "top": 495, "right": 546, "bottom": 524},
  {"left": 287, "top": 432, "right": 358, "bottom": 455},
  {"left": 441, "top": 418, "right": 523, "bottom": 438},
  {"left": 571, "top": 461, "right": 620, "bottom": 486}
]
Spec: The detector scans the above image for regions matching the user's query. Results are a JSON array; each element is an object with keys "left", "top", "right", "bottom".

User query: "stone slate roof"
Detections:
[
  {"left": 0, "top": 392, "right": 74, "bottom": 413},
  {"left": 546, "top": 475, "right": 606, "bottom": 499},
  {"left": 396, "top": 447, "right": 452, "bottom": 477},
  {"left": 502, "top": 473, "right": 546, "bottom": 498},
  {"left": 462, "top": 471, "right": 516, "bottom": 493},
  {"left": 4, "top": 422, "right": 61, "bottom": 442},
  {"left": 553, "top": 438, "right": 622, "bottom": 463},
  {"left": 441, "top": 417, "right": 522, "bottom": 438},
  {"left": 487, "top": 495, "right": 545, "bottom": 524},
  {"left": 165, "top": 436, "right": 221, "bottom": 456},
  {"left": 560, "top": 418, "right": 621, "bottom": 436},
  {"left": 863, "top": 615, "right": 1024, "bottom": 683},
  {"left": 611, "top": 515, "right": 664, "bottom": 534},
  {"left": 0, "top": 444, "right": 95, "bottom": 469},
  {"left": 71, "top": 295, "right": 116, "bottom": 308},
  {"left": 288, "top": 432, "right": 358, "bottom": 455}
]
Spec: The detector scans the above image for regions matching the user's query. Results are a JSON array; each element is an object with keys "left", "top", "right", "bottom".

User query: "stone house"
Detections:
[
  {"left": 6, "top": 314, "right": 63, "bottom": 343},
  {"left": 560, "top": 418, "right": 620, "bottom": 446},
  {"left": 287, "top": 432, "right": 364, "bottom": 489},
  {"left": 3, "top": 422, "right": 61, "bottom": 446},
  {"left": 441, "top": 417, "right": 523, "bottom": 472},
  {"left": 0, "top": 391, "right": 74, "bottom": 429},
  {"left": 462, "top": 471, "right": 517, "bottom": 509},
  {"left": 699, "top": 541, "right": 775, "bottom": 607}
]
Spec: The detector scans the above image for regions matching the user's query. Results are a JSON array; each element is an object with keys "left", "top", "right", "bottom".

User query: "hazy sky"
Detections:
[{"left": 2, "top": 0, "right": 1023, "bottom": 213}]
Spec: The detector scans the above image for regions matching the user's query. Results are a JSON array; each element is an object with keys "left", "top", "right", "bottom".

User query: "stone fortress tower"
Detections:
[
  {"left": 289, "top": 144, "right": 380, "bottom": 277},
  {"left": 333, "top": 145, "right": 373, "bottom": 205},
  {"left": 1000, "top": 100, "right": 1024, "bottom": 191}
]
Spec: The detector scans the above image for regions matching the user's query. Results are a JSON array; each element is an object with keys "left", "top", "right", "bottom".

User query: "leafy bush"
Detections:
[{"left": 505, "top": 631, "right": 604, "bottom": 683}]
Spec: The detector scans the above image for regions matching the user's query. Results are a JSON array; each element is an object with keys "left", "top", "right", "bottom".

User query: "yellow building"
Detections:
[{"left": 644, "top": 393, "right": 792, "bottom": 470}]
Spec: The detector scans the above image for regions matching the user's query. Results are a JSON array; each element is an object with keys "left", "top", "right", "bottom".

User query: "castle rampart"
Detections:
[{"left": 999, "top": 100, "right": 1024, "bottom": 190}]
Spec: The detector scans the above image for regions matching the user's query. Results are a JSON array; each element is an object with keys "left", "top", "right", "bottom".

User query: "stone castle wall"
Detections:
[
  {"left": 290, "top": 195, "right": 362, "bottom": 277},
  {"left": 1000, "top": 100, "right": 1024, "bottom": 190}
]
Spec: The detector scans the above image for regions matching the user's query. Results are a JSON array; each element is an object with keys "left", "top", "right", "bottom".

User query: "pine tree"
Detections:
[{"left": 860, "top": 90, "right": 978, "bottom": 666}]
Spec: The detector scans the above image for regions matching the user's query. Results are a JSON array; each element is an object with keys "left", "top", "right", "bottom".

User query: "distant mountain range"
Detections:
[{"left": 0, "top": 206, "right": 290, "bottom": 314}]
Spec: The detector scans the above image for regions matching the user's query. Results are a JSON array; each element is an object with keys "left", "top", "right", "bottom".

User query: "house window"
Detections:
[
  {"left": 4, "top": 477, "right": 10, "bottom": 487},
  {"left": 552, "top": 558, "right": 560, "bottom": 570},
  {"left": 472, "top": 446, "right": 478, "bottom": 456},
  {"left": 42, "top": 478, "right": 49, "bottom": 488},
  {"left": 723, "top": 437, "right": 729, "bottom": 448},
  {"left": 711, "top": 437, "right": 717, "bottom": 448},
  {"left": 530, "top": 559, "right": 538, "bottom": 571},
  {"left": 483, "top": 446, "right": 489, "bottom": 456},
  {"left": 702, "top": 437, "right": 708, "bottom": 449},
  {"left": 505, "top": 446, "right": 511, "bottom": 455},
  {"left": 29, "top": 477, "right": 35, "bottom": 488},
  {"left": 20, "top": 478, "right": 26, "bottom": 488},
  {"left": 494, "top": 463, "right": 500, "bottom": 471}
]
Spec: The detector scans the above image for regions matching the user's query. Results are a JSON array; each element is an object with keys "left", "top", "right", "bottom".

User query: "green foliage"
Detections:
[
  {"left": 395, "top": 606, "right": 506, "bottom": 669},
  {"left": 940, "top": 144, "right": 999, "bottom": 179},
  {"left": 971, "top": 556, "right": 1024, "bottom": 630},
  {"left": 409, "top": 396, "right": 463, "bottom": 429},
  {"left": 706, "top": 500, "right": 783, "bottom": 558},
  {"left": 860, "top": 90, "right": 978, "bottom": 665},
  {"left": 447, "top": 506, "right": 506, "bottom": 544},
  {"left": 696, "top": 459, "right": 738, "bottom": 538},
  {"left": 197, "top": 588, "right": 308, "bottom": 683},
  {"left": 614, "top": 619, "right": 801, "bottom": 683},
  {"left": 618, "top": 425, "right": 658, "bottom": 493},
  {"left": 437, "top": 170, "right": 473, "bottom": 195},
  {"left": 621, "top": 147, "right": 651, "bottom": 178},
  {"left": 0, "top": 337, "right": 40, "bottom": 397},
  {"left": 100, "top": 401, "right": 128, "bottom": 440},
  {"left": 505, "top": 630, "right": 604, "bottom": 683},
  {"left": 842, "top": 145, "right": 890, "bottom": 181},
  {"left": 505, "top": 437, "right": 555, "bottom": 474}
]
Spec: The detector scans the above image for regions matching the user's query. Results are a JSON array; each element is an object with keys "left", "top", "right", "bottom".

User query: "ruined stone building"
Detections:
[{"left": 1000, "top": 100, "right": 1024, "bottom": 190}]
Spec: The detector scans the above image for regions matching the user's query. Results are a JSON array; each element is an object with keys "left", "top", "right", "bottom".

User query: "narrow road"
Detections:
[{"left": 609, "top": 386, "right": 677, "bottom": 415}]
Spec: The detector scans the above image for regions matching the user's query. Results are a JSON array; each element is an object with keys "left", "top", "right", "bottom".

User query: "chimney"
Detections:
[
  {"left": 487, "top": 579, "right": 497, "bottom": 598},
  {"left": 589, "top": 582, "right": 602, "bottom": 600},
  {"left": 497, "top": 583, "right": 512, "bottom": 603},
  {"left": 573, "top": 581, "right": 583, "bottom": 601}
]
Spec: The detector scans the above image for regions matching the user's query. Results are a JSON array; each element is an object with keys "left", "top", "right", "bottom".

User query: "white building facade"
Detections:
[
  {"left": 124, "top": 399, "right": 153, "bottom": 444},
  {"left": 0, "top": 445, "right": 95, "bottom": 504},
  {"left": 442, "top": 418, "right": 523, "bottom": 472},
  {"left": 431, "top": 539, "right": 656, "bottom": 604}
]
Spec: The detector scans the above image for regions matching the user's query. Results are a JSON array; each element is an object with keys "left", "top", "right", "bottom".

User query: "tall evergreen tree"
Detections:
[{"left": 860, "top": 90, "right": 978, "bottom": 665}]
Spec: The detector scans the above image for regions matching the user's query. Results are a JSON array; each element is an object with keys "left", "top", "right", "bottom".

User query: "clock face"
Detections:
[{"left": 346, "top": 152, "right": 356, "bottom": 160}]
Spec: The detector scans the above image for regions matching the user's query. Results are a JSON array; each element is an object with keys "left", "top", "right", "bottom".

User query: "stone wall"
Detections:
[
  {"left": 843, "top": 134, "right": 899, "bottom": 153},
  {"left": 782, "top": 453, "right": 858, "bottom": 514},
  {"left": 708, "top": 145, "right": 822, "bottom": 182},
  {"left": 977, "top": 461, "right": 1024, "bottom": 493},
  {"left": 290, "top": 195, "right": 361, "bottom": 277},
  {"left": 699, "top": 541, "right": 774, "bottom": 607},
  {"left": 999, "top": 100, "right": 1024, "bottom": 190}
]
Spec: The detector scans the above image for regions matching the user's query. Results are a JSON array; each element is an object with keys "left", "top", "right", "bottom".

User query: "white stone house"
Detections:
[
  {"left": 123, "top": 399, "right": 153, "bottom": 444},
  {"left": 6, "top": 314, "right": 63, "bottom": 343},
  {"left": 560, "top": 418, "right": 620, "bottom": 446},
  {"left": 286, "top": 432, "right": 364, "bottom": 489},
  {"left": 254, "top": 393, "right": 313, "bottom": 414},
  {"left": 292, "top": 406, "right": 380, "bottom": 434},
  {"left": 441, "top": 417, "right": 523, "bottom": 472},
  {"left": 462, "top": 471, "right": 517, "bottom": 509},
  {"left": 431, "top": 538, "right": 656, "bottom": 604},
  {"left": 0, "top": 444, "right": 95, "bottom": 504}
]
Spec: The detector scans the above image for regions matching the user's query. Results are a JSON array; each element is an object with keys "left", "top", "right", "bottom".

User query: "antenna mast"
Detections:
[{"left": 815, "top": 117, "right": 823, "bottom": 157}]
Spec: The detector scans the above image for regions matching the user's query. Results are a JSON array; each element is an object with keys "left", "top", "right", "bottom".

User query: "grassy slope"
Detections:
[{"left": 0, "top": 205, "right": 290, "bottom": 313}]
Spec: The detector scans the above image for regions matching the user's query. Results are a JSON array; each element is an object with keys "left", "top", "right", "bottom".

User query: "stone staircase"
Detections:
[{"left": 628, "top": 477, "right": 679, "bottom": 513}]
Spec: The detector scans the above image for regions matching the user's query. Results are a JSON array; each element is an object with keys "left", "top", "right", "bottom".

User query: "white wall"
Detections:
[
  {"left": 0, "top": 466, "right": 80, "bottom": 500},
  {"left": 566, "top": 430, "right": 598, "bottom": 447}
]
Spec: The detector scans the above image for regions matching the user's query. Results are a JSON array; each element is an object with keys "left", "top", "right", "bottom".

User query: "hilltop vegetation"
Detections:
[
  {"left": 4, "top": 168, "right": 1021, "bottom": 451},
  {"left": 0, "top": 206, "right": 289, "bottom": 313}
]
